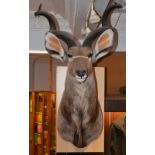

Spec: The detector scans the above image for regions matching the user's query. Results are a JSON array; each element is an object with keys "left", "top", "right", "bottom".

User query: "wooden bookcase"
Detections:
[{"left": 29, "top": 91, "right": 56, "bottom": 155}]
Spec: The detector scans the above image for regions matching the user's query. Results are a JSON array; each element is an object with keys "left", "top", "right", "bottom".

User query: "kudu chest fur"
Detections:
[
  {"left": 58, "top": 51, "right": 100, "bottom": 147},
  {"left": 35, "top": 2, "right": 122, "bottom": 148}
]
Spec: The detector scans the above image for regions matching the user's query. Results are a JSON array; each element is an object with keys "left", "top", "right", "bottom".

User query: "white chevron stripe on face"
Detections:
[{"left": 72, "top": 55, "right": 89, "bottom": 60}]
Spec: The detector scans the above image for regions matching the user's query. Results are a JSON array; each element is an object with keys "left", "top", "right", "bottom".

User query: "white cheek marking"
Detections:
[{"left": 72, "top": 56, "right": 89, "bottom": 60}]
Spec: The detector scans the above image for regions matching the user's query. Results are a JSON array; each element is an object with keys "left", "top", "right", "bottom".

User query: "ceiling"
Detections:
[{"left": 29, "top": 0, "right": 126, "bottom": 51}]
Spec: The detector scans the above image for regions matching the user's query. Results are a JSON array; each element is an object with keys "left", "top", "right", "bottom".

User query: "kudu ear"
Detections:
[
  {"left": 45, "top": 32, "right": 66, "bottom": 61},
  {"left": 92, "top": 29, "right": 114, "bottom": 62}
]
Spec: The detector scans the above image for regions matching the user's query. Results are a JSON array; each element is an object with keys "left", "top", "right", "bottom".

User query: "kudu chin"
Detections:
[{"left": 35, "top": 2, "right": 122, "bottom": 148}]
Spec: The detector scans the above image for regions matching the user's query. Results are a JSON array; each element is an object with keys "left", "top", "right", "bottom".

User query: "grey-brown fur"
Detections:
[{"left": 57, "top": 49, "right": 103, "bottom": 147}]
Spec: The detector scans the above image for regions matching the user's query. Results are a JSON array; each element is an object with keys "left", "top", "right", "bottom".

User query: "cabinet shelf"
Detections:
[{"left": 105, "top": 95, "right": 126, "bottom": 112}]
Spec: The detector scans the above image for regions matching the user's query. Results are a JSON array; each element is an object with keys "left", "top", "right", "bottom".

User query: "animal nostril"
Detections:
[{"left": 76, "top": 70, "right": 86, "bottom": 77}]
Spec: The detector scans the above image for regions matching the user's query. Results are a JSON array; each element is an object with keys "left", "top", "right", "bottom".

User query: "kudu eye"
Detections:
[
  {"left": 88, "top": 53, "right": 93, "bottom": 58},
  {"left": 67, "top": 54, "right": 72, "bottom": 58}
]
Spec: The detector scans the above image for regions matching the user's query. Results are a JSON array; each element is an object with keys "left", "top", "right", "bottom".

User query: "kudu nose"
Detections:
[{"left": 76, "top": 70, "right": 86, "bottom": 78}]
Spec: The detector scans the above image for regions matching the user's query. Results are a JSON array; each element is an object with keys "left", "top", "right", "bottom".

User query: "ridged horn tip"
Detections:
[{"left": 38, "top": 3, "right": 42, "bottom": 11}]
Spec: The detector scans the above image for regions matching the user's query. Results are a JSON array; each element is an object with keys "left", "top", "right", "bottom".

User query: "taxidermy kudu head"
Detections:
[{"left": 35, "top": 2, "right": 122, "bottom": 148}]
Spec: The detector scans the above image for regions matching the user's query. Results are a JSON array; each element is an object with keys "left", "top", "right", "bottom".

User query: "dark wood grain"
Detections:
[{"left": 105, "top": 95, "right": 126, "bottom": 112}]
